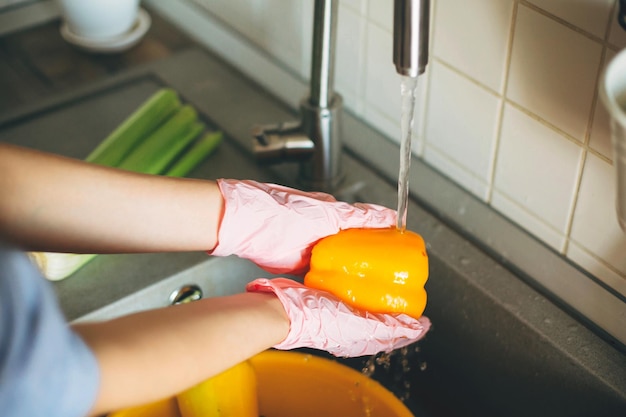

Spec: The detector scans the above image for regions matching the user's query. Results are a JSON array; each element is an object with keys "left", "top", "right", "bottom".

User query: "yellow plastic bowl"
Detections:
[{"left": 110, "top": 350, "right": 414, "bottom": 417}]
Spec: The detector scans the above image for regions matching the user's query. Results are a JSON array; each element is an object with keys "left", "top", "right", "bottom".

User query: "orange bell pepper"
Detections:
[{"left": 304, "top": 228, "right": 428, "bottom": 319}]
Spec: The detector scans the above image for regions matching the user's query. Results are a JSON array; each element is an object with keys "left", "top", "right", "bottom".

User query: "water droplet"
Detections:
[
  {"left": 419, "top": 362, "right": 428, "bottom": 371},
  {"left": 375, "top": 353, "right": 392, "bottom": 369},
  {"left": 361, "top": 362, "right": 375, "bottom": 377}
]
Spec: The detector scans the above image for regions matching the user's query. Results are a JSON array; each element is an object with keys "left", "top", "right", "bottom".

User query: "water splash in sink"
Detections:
[{"left": 361, "top": 344, "right": 427, "bottom": 403}]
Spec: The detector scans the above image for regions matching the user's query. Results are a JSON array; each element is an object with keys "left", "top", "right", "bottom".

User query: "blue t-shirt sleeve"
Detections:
[{"left": 0, "top": 242, "right": 100, "bottom": 417}]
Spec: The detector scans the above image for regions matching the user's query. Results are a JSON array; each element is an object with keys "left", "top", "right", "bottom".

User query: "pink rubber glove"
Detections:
[
  {"left": 210, "top": 179, "right": 396, "bottom": 274},
  {"left": 246, "top": 278, "right": 431, "bottom": 357}
]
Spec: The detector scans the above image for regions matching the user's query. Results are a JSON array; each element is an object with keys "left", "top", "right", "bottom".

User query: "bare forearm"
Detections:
[
  {"left": 0, "top": 143, "right": 222, "bottom": 253},
  {"left": 73, "top": 292, "right": 289, "bottom": 416}
]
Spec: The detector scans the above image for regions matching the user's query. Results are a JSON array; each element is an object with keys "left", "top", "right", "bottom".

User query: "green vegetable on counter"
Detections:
[
  {"left": 166, "top": 131, "right": 223, "bottom": 178},
  {"left": 117, "top": 105, "right": 200, "bottom": 174},
  {"left": 87, "top": 88, "right": 182, "bottom": 167},
  {"left": 29, "top": 89, "right": 222, "bottom": 281}
]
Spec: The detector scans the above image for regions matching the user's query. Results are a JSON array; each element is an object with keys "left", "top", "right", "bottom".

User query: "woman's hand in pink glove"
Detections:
[
  {"left": 246, "top": 278, "right": 430, "bottom": 358},
  {"left": 210, "top": 179, "right": 396, "bottom": 274}
]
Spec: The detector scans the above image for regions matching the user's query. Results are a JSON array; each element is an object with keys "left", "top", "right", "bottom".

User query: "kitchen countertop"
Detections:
[{"left": 0, "top": 9, "right": 192, "bottom": 114}]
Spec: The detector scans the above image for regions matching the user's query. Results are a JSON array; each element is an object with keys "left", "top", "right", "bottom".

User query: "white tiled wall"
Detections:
[{"left": 189, "top": 0, "right": 626, "bottom": 297}]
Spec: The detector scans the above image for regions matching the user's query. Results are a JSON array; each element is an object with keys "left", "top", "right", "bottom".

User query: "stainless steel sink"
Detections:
[
  {"left": 1, "top": 47, "right": 624, "bottom": 417},
  {"left": 71, "top": 255, "right": 303, "bottom": 322}
]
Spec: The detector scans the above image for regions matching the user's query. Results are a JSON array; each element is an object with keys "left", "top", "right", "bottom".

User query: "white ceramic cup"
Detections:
[
  {"left": 600, "top": 48, "right": 626, "bottom": 233},
  {"left": 57, "top": 0, "right": 140, "bottom": 40}
]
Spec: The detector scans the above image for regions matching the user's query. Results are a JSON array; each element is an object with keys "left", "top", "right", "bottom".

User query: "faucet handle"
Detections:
[{"left": 252, "top": 121, "right": 315, "bottom": 163}]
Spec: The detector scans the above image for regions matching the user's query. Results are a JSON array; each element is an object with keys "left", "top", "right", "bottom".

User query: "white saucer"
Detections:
[{"left": 60, "top": 8, "right": 152, "bottom": 54}]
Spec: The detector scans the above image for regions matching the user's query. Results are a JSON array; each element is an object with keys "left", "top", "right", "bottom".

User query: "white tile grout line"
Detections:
[
  {"left": 562, "top": 1, "right": 619, "bottom": 255},
  {"left": 486, "top": 0, "right": 518, "bottom": 206},
  {"left": 519, "top": 0, "right": 608, "bottom": 45},
  {"left": 432, "top": 53, "right": 614, "bottom": 165}
]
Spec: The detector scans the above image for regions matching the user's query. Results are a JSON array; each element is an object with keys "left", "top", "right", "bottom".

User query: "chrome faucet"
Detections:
[
  {"left": 394, "top": 0, "right": 430, "bottom": 78},
  {"left": 253, "top": 0, "right": 430, "bottom": 192}
]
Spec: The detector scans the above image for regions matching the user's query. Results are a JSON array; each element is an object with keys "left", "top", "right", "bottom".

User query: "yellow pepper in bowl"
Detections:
[{"left": 304, "top": 228, "right": 428, "bottom": 319}]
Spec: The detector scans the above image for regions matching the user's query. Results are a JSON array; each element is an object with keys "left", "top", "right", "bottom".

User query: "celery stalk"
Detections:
[
  {"left": 87, "top": 89, "right": 181, "bottom": 167},
  {"left": 143, "top": 122, "right": 204, "bottom": 175},
  {"left": 117, "top": 105, "right": 198, "bottom": 173},
  {"left": 166, "top": 131, "right": 223, "bottom": 178},
  {"left": 32, "top": 97, "right": 223, "bottom": 281}
]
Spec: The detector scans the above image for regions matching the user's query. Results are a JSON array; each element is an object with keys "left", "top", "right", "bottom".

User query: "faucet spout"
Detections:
[
  {"left": 253, "top": 0, "right": 431, "bottom": 192},
  {"left": 253, "top": 0, "right": 343, "bottom": 191},
  {"left": 393, "top": 0, "right": 430, "bottom": 78}
]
